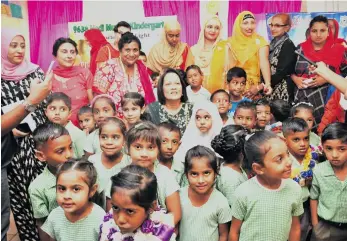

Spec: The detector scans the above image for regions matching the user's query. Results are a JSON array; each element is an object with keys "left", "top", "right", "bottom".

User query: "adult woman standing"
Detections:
[
  {"left": 145, "top": 68, "right": 193, "bottom": 135},
  {"left": 191, "top": 15, "right": 223, "bottom": 93},
  {"left": 52, "top": 38, "right": 94, "bottom": 126},
  {"left": 1, "top": 29, "right": 51, "bottom": 241},
  {"left": 328, "top": 18, "right": 347, "bottom": 47},
  {"left": 267, "top": 13, "right": 296, "bottom": 102},
  {"left": 291, "top": 15, "right": 346, "bottom": 129},
  {"left": 147, "top": 19, "right": 194, "bottom": 74},
  {"left": 92, "top": 33, "right": 155, "bottom": 117},
  {"left": 84, "top": 28, "right": 119, "bottom": 75},
  {"left": 210, "top": 11, "right": 272, "bottom": 98}
]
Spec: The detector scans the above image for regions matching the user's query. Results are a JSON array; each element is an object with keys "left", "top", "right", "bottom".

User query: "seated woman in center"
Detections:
[{"left": 147, "top": 19, "right": 194, "bottom": 74}]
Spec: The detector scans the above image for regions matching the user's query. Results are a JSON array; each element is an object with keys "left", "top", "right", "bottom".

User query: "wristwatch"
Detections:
[{"left": 22, "top": 99, "right": 37, "bottom": 112}]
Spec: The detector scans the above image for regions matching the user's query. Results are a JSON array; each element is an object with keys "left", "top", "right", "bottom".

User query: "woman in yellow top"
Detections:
[
  {"left": 191, "top": 15, "right": 223, "bottom": 93},
  {"left": 210, "top": 11, "right": 272, "bottom": 98},
  {"left": 147, "top": 19, "right": 194, "bottom": 74}
]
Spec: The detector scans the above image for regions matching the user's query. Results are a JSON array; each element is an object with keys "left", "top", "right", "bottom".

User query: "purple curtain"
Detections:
[
  {"left": 28, "top": 1, "right": 83, "bottom": 71},
  {"left": 228, "top": 0, "right": 302, "bottom": 35},
  {"left": 143, "top": 0, "right": 200, "bottom": 47}
]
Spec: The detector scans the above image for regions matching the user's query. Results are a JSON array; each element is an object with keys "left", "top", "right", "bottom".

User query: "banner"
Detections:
[
  {"left": 68, "top": 15, "right": 177, "bottom": 65},
  {"left": 266, "top": 12, "right": 347, "bottom": 46}
]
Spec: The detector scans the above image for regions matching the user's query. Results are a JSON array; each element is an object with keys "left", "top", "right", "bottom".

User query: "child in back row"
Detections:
[
  {"left": 121, "top": 92, "right": 146, "bottom": 129},
  {"left": 29, "top": 123, "right": 73, "bottom": 240},
  {"left": 255, "top": 98, "right": 271, "bottom": 130},
  {"left": 77, "top": 105, "right": 96, "bottom": 135},
  {"left": 45, "top": 92, "right": 86, "bottom": 158},
  {"left": 233, "top": 101, "right": 257, "bottom": 131},
  {"left": 211, "top": 125, "right": 248, "bottom": 207},
  {"left": 41, "top": 159, "right": 105, "bottom": 241},
  {"left": 210, "top": 89, "right": 234, "bottom": 126},
  {"left": 266, "top": 99, "right": 291, "bottom": 134},
  {"left": 283, "top": 118, "right": 318, "bottom": 241},
  {"left": 310, "top": 123, "right": 347, "bottom": 241},
  {"left": 179, "top": 146, "right": 231, "bottom": 241},
  {"left": 186, "top": 65, "right": 211, "bottom": 104},
  {"left": 84, "top": 94, "right": 117, "bottom": 156},
  {"left": 291, "top": 102, "right": 321, "bottom": 148},
  {"left": 230, "top": 131, "right": 303, "bottom": 241},
  {"left": 99, "top": 165, "right": 176, "bottom": 241}
]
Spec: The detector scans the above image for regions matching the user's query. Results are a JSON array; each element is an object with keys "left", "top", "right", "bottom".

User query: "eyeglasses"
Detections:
[{"left": 268, "top": 24, "right": 288, "bottom": 28}]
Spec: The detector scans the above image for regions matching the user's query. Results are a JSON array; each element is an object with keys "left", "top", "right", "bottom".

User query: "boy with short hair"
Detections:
[
  {"left": 226, "top": 67, "right": 251, "bottom": 117},
  {"left": 283, "top": 117, "right": 317, "bottom": 241},
  {"left": 233, "top": 101, "right": 257, "bottom": 130},
  {"left": 29, "top": 123, "right": 73, "bottom": 239},
  {"left": 210, "top": 89, "right": 233, "bottom": 126},
  {"left": 255, "top": 98, "right": 271, "bottom": 130},
  {"left": 158, "top": 122, "right": 183, "bottom": 184},
  {"left": 77, "top": 105, "right": 96, "bottom": 135},
  {"left": 45, "top": 92, "right": 86, "bottom": 158}
]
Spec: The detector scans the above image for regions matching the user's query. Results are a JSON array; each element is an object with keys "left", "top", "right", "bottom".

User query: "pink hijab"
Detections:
[{"left": 1, "top": 29, "right": 38, "bottom": 82}]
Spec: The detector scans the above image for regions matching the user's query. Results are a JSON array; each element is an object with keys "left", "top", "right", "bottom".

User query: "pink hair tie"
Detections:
[{"left": 90, "top": 94, "right": 117, "bottom": 108}]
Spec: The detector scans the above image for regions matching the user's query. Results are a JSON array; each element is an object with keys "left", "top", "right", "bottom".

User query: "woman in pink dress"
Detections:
[{"left": 52, "top": 37, "right": 94, "bottom": 126}]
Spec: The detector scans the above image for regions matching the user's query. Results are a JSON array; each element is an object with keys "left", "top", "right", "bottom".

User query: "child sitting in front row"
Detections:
[
  {"left": 45, "top": 92, "right": 86, "bottom": 158},
  {"left": 229, "top": 131, "right": 303, "bottom": 241},
  {"left": 283, "top": 118, "right": 318, "bottom": 241},
  {"left": 310, "top": 123, "right": 347, "bottom": 241},
  {"left": 41, "top": 159, "right": 105, "bottom": 241},
  {"left": 179, "top": 146, "right": 231, "bottom": 241},
  {"left": 99, "top": 165, "right": 176, "bottom": 241},
  {"left": 29, "top": 123, "right": 73, "bottom": 240},
  {"left": 77, "top": 105, "right": 96, "bottom": 135},
  {"left": 211, "top": 89, "right": 234, "bottom": 126},
  {"left": 233, "top": 101, "right": 257, "bottom": 131}
]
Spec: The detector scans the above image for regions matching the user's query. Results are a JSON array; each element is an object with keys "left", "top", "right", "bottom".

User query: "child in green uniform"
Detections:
[
  {"left": 41, "top": 159, "right": 105, "bottom": 241},
  {"left": 29, "top": 123, "right": 73, "bottom": 240},
  {"left": 211, "top": 125, "right": 248, "bottom": 207},
  {"left": 291, "top": 102, "right": 321, "bottom": 148},
  {"left": 45, "top": 92, "right": 86, "bottom": 158},
  {"left": 179, "top": 146, "right": 231, "bottom": 241},
  {"left": 310, "top": 123, "right": 347, "bottom": 241},
  {"left": 229, "top": 131, "right": 303, "bottom": 241},
  {"left": 283, "top": 118, "right": 317, "bottom": 241}
]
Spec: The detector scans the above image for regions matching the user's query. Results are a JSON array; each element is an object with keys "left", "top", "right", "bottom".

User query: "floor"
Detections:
[{"left": 7, "top": 212, "right": 20, "bottom": 241}]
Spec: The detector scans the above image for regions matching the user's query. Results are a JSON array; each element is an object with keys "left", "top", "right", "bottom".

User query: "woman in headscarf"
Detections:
[
  {"left": 328, "top": 18, "right": 347, "bottom": 47},
  {"left": 291, "top": 15, "right": 347, "bottom": 130},
  {"left": 147, "top": 19, "right": 194, "bottom": 74},
  {"left": 1, "top": 29, "right": 48, "bottom": 240},
  {"left": 84, "top": 28, "right": 119, "bottom": 75},
  {"left": 92, "top": 33, "right": 155, "bottom": 118},
  {"left": 191, "top": 15, "right": 223, "bottom": 93},
  {"left": 52, "top": 37, "right": 94, "bottom": 126},
  {"left": 210, "top": 11, "right": 272, "bottom": 98}
]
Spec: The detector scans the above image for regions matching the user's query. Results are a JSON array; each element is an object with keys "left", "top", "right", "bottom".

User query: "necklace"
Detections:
[{"left": 291, "top": 147, "right": 317, "bottom": 186}]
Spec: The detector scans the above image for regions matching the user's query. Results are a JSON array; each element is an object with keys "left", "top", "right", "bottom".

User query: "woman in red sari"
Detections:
[
  {"left": 291, "top": 16, "right": 347, "bottom": 130},
  {"left": 84, "top": 28, "right": 119, "bottom": 75},
  {"left": 52, "top": 38, "right": 94, "bottom": 126},
  {"left": 328, "top": 18, "right": 347, "bottom": 47},
  {"left": 93, "top": 33, "right": 155, "bottom": 118}
]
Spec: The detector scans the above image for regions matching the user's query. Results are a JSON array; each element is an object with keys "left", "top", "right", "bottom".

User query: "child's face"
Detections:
[
  {"left": 152, "top": 76, "right": 159, "bottom": 88},
  {"left": 256, "top": 138, "right": 292, "bottom": 180},
  {"left": 56, "top": 170, "right": 96, "bottom": 215},
  {"left": 233, "top": 108, "right": 256, "bottom": 130},
  {"left": 159, "top": 128, "right": 181, "bottom": 160},
  {"left": 256, "top": 105, "right": 271, "bottom": 128},
  {"left": 294, "top": 109, "right": 314, "bottom": 130},
  {"left": 212, "top": 92, "right": 231, "bottom": 115},
  {"left": 323, "top": 139, "right": 347, "bottom": 168},
  {"left": 228, "top": 77, "right": 246, "bottom": 98},
  {"left": 111, "top": 188, "right": 150, "bottom": 234},
  {"left": 78, "top": 112, "right": 95, "bottom": 133},
  {"left": 285, "top": 130, "right": 310, "bottom": 158},
  {"left": 93, "top": 99, "right": 115, "bottom": 126},
  {"left": 37, "top": 135, "right": 73, "bottom": 166},
  {"left": 195, "top": 109, "right": 213, "bottom": 134},
  {"left": 123, "top": 102, "right": 143, "bottom": 125},
  {"left": 187, "top": 69, "right": 203, "bottom": 89},
  {"left": 45, "top": 100, "right": 71, "bottom": 126},
  {"left": 129, "top": 138, "right": 159, "bottom": 171},
  {"left": 187, "top": 157, "right": 215, "bottom": 195},
  {"left": 99, "top": 123, "right": 125, "bottom": 157}
]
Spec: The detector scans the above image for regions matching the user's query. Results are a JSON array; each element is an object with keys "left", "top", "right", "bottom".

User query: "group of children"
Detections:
[{"left": 26, "top": 64, "right": 347, "bottom": 241}]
